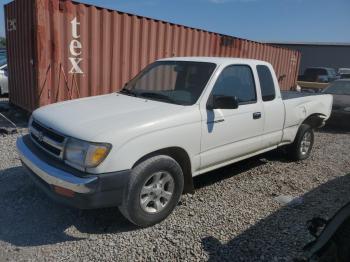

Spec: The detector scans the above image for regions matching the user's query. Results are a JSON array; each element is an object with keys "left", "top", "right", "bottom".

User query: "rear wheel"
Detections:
[
  {"left": 287, "top": 124, "right": 314, "bottom": 161},
  {"left": 119, "top": 155, "right": 184, "bottom": 227}
]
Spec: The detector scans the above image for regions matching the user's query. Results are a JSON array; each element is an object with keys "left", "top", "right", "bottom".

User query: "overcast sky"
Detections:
[{"left": 1, "top": 0, "right": 350, "bottom": 43}]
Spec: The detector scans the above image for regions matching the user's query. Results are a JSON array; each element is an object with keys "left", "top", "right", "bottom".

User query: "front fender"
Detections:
[{"left": 93, "top": 122, "right": 201, "bottom": 174}]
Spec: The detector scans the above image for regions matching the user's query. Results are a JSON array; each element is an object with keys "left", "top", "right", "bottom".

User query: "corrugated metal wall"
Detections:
[
  {"left": 271, "top": 43, "right": 350, "bottom": 74},
  {"left": 5, "top": 0, "right": 301, "bottom": 112},
  {"left": 5, "top": 0, "right": 37, "bottom": 112}
]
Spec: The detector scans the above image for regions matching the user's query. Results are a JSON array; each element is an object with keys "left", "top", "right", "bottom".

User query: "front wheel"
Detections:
[
  {"left": 287, "top": 124, "right": 314, "bottom": 161},
  {"left": 119, "top": 155, "right": 184, "bottom": 227}
]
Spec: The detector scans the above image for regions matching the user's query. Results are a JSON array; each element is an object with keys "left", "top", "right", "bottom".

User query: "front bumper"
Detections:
[{"left": 17, "top": 135, "right": 130, "bottom": 209}]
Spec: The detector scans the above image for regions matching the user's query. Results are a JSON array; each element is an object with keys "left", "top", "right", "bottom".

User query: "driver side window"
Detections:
[{"left": 211, "top": 65, "right": 257, "bottom": 104}]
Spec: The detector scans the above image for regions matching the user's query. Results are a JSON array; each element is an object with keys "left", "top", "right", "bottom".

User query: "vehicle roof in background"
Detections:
[
  {"left": 306, "top": 67, "right": 336, "bottom": 70},
  {"left": 335, "top": 78, "right": 350, "bottom": 82},
  {"left": 338, "top": 68, "right": 350, "bottom": 74}
]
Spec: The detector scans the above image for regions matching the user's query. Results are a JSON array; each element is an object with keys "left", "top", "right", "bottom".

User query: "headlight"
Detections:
[
  {"left": 64, "top": 138, "right": 111, "bottom": 169},
  {"left": 344, "top": 107, "right": 350, "bottom": 112}
]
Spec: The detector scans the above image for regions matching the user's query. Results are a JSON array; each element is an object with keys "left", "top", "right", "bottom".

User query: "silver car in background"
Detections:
[
  {"left": 338, "top": 68, "right": 350, "bottom": 79},
  {"left": 0, "top": 57, "right": 8, "bottom": 96}
]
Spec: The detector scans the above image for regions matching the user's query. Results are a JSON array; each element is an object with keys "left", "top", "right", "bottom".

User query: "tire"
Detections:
[
  {"left": 119, "top": 155, "right": 184, "bottom": 227},
  {"left": 287, "top": 124, "right": 314, "bottom": 161}
]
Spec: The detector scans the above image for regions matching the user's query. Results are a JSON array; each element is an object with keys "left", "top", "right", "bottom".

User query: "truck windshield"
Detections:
[{"left": 121, "top": 61, "right": 216, "bottom": 105}]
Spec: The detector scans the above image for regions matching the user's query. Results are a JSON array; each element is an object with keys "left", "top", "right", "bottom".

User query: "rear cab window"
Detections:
[{"left": 257, "top": 65, "right": 276, "bottom": 102}]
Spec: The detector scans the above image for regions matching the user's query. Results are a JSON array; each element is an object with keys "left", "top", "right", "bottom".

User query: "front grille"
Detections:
[
  {"left": 31, "top": 134, "right": 61, "bottom": 156},
  {"left": 29, "top": 120, "right": 66, "bottom": 159},
  {"left": 32, "top": 120, "right": 65, "bottom": 143}
]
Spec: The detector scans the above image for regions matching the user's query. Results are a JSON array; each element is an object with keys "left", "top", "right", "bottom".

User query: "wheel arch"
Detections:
[
  {"left": 132, "top": 147, "right": 194, "bottom": 194},
  {"left": 302, "top": 113, "right": 327, "bottom": 129}
]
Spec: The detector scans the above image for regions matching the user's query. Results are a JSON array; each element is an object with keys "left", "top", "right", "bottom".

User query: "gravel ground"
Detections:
[{"left": 1, "top": 105, "right": 350, "bottom": 261}]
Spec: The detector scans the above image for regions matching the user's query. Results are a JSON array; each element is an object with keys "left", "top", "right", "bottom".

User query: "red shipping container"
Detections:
[{"left": 5, "top": 0, "right": 301, "bottom": 112}]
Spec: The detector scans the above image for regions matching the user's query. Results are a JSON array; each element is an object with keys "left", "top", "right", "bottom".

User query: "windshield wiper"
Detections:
[
  {"left": 139, "top": 92, "right": 178, "bottom": 104},
  {"left": 119, "top": 88, "right": 138, "bottom": 97}
]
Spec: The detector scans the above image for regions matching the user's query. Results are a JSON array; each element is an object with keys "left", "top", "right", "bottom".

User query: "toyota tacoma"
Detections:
[{"left": 17, "top": 57, "right": 333, "bottom": 227}]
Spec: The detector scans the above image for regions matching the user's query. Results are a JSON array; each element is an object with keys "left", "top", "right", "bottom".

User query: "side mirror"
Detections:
[{"left": 207, "top": 95, "right": 239, "bottom": 110}]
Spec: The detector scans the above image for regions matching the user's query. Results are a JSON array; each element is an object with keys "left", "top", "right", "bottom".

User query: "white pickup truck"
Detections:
[{"left": 17, "top": 57, "right": 333, "bottom": 227}]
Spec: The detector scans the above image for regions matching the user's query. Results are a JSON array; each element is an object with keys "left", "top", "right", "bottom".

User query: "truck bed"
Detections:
[
  {"left": 281, "top": 91, "right": 323, "bottom": 100},
  {"left": 280, "top": 91, "right": 332, "bottom": 144}
]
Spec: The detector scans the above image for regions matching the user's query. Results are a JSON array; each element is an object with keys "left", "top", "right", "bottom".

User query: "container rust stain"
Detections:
[{"left": 5, "top": 0, "right": 301, "bottom": 112}]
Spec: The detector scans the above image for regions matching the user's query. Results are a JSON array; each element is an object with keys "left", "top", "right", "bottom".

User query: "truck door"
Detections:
[
  {"left": 200, "top": 64, "right": 264, "bottom": 171},
  {"left": 256, "top": 65, "right": 284, "bottom": 148}
]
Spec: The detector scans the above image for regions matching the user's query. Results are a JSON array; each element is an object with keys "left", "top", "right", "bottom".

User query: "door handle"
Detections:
[
  {"left": 253, "top": 112, "right": 262, "bottom": 119},
  {"left": 207, "top": 119, "right": 225, "bottom": 124}
]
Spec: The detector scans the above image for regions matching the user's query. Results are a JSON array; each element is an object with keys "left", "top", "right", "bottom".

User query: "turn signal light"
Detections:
[{"left": 54, "top": 186, "right": 75, "bottom": 198}]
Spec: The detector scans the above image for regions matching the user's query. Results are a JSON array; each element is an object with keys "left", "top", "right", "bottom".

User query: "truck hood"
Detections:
[{"left": 33, "top": 93, "right": 191, "bottom": 141}]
